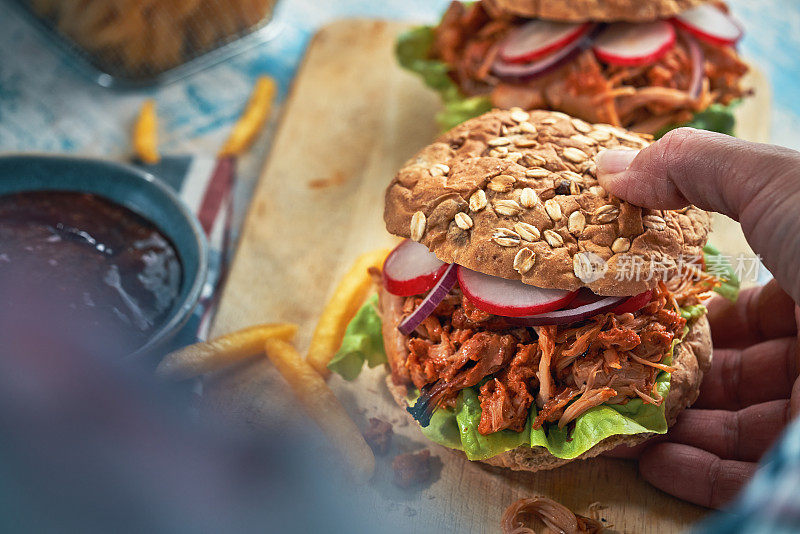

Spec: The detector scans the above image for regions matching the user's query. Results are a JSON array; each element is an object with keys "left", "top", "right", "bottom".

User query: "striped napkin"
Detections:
[{"left": 136, "top": 154, "right": 235, "bottom": 352}]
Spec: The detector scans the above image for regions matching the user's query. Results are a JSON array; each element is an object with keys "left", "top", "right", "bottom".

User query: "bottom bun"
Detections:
[{"left": 385, "top": 315, "right": 712, "bottom": 472}]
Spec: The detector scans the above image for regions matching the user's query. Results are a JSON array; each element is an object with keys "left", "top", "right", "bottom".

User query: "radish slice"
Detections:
[
  {"left": 398, "top": 264, "right": 457, "bottom": 336},
  {"left": 492, "top": 25, "right": 596, "bottom": 80},
  {"left": 457, "top": 267, "right": 577, "bottom": 318},
  {"left": 506, "top": 295, "right": 625, "bottom": 326},
  {"left": 500, "top": 21, "right": 593, "bottom": 64},
  {"left": 673, "top": 4, "right": 743, "bottom": 47},
  {"left": 593, "top": 21, "right": 676, "bottom": 67},
  {"left": 611, "top": 290, "right": 653, "bottom": 314},
  {"left": 383, "top": 240, "right": 447, "bottom": 297},
  {"left": 684, "top": 32, "right": 705, "bottom": 99}
]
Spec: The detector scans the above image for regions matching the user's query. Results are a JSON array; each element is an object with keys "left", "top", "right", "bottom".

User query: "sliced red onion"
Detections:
[
  {"left": 564, "top": 287, "right": 604, "bottom": 308},
  {"left": 506, "top": 295, "right": 625, "bottom": 327},
  {"left": 398, "top": 264, "right": 457, "bottom": 336},
  {"left": 685, "top": 32, "right": 705, "bottom": 100},
  {"left": 491, "top": 25, "right": 598, "bottom": 81}
]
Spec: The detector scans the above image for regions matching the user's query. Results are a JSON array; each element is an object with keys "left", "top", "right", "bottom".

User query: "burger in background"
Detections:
[{"left": 397, "top": 0, "right": 750, "bottom": 134}]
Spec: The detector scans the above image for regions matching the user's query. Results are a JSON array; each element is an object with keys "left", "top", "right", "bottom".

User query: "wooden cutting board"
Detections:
[{"left": 206, "top": 19, "right": 771, "bottom": 533}]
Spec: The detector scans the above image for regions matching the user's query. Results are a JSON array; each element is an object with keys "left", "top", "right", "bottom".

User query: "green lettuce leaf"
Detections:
[
  {"left": 407, "top": 391, "right": 464, "bottom": 450},
  {"left": 657, "top": 102, "right": 738, "bottom": 138},
  {"left": 396, "top": 26, "right": 457, "bottom": 96},
  {"left": 437, "top": 96, "right": 493, "bottom": 131},
  {"left": 681, "top": 304, "right": 708, "bottom": 322},
  {"left": 704, "top": 244, "right": 741, "bottom": 301},
  {"left": 330, "top": 298, "right": 699, "bottom": 460},
  {"left": 327, "top": 295, "right": 387, "bottom": 380},
  {"left": 395, "top": 25, "right": 491, "bottom": 130},
  {"left": 456, "top": 388, "right": 533, "bottom": 460},
  {"left": 686, "top": 103, "right": 737, "bottom": 135}
]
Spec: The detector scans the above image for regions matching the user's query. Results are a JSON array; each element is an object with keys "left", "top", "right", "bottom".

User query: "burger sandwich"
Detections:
[
  {"left": 329, "top": 109, "right": 736, "bottom": 471},
  {"left": 397, "top": 0, "right": 751, "bottom": 134}
]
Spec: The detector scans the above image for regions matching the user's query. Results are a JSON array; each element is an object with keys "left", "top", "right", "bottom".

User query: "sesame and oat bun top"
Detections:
[
  {"left": 384, "top": 109, "right": 711, "bottom": 296},
  {"left": 484, "top": 0, "right": 710, "bottom": 23}
]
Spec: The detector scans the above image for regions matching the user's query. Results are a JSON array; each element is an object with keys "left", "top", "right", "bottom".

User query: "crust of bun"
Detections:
[
  {"left": 384, "top": 109, "right": 711, "bottom": 296},
  {"left": 385, "top": 315, "right": 711, "bottom": 472},
  {"left": 483, "top": 0, "right": 709, "bottom": 22}
]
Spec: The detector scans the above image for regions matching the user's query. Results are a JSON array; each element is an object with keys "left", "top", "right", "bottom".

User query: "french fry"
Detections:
[
  {"left": 133, "top": 99, "right": 160, "bottom": 164},
  {"left": 219, "top": 76, "right": 277, "bottom": 156},
  {"left": 264, "top": 338, "right": 375, "bottom": 483},
  {"left": 307, "top": 248, "right": 391, "bottom": 378},
  {"left": 156, "top": 323, "right": 298, "bottom": 381}
]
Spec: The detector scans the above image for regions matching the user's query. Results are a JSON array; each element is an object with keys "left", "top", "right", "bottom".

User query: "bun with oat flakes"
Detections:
[{"left": 384, "top": 109, "right": 711, "bottom": 297}]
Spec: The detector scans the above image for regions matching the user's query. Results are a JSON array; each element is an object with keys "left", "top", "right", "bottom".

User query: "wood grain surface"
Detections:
[{"left": 206, "top": 19, "right": 770, "bottom": 533}]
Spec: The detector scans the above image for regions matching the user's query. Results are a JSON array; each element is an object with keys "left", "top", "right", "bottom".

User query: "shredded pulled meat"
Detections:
[
  {"left": 389, "top": 270, "right": 711, "bottom": 435},
  {"left": 501, "top": 496, "right": 604, "bottom": 534},
  {"left": 392, "top": 449, "right": 436, "bottom": 488},
  {"left": 430, "top": 1, "right": 750, "bottom": 133},
  {"left": 363, "top": 418, "right": 394, "bottom": 455}
]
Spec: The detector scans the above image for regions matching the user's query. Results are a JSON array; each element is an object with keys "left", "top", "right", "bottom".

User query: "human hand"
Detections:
[
  {"left": 597, "top": 128, "right": 800, "bottom": 509},
  {"left": 614, "top": 281, "right": 799, "bottom": 508},
  {"left": 597, "top": 128, "right": 800, "bottom": 304}
]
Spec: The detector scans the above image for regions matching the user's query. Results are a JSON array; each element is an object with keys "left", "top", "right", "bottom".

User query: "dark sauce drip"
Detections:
[{"left": 0, "top": 192, "right": 183, "bottom": 356}]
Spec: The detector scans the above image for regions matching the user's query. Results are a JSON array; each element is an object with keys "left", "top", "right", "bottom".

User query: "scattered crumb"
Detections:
[
  {"left": 364, "top": 417, "right": 394, "bottom": 455},
  {"left": 404, "top": 506, "right": 418, "bottom": 517},
  {"left": 308, "top": 170, "right": 347, "bottom": 189},
  {"left": 392, "top": 449, "right": 434, "bottom": 488}
]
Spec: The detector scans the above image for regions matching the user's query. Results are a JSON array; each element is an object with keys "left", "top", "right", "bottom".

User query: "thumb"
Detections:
[{"left": 597, "top": 127, "right": 800, "bottom": 303}]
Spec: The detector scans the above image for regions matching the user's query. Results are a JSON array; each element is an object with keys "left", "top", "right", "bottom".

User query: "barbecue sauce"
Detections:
[{"left": 0, "top": 191, "right": 182, "bottom": 356}]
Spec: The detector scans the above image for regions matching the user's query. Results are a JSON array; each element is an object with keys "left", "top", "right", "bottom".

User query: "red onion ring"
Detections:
[
  {"left": 684, "top": 32, "right": 705, "bottom": 100},
  {"left": 398, "top": 264, "right": 457, "bottom": 336},
  {"left": 506, "top": 295, "right": 625, "bottom": 326}
]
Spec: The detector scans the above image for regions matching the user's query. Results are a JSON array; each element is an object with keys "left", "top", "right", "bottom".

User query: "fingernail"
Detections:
[{"left": 597, "top": 149, "right": 639, "bottom": 175}]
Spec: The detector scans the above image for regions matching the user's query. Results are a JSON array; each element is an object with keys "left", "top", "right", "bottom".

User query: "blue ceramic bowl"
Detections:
[{"left": 0, "top": 154, "right": 208, "bottom": 356}]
